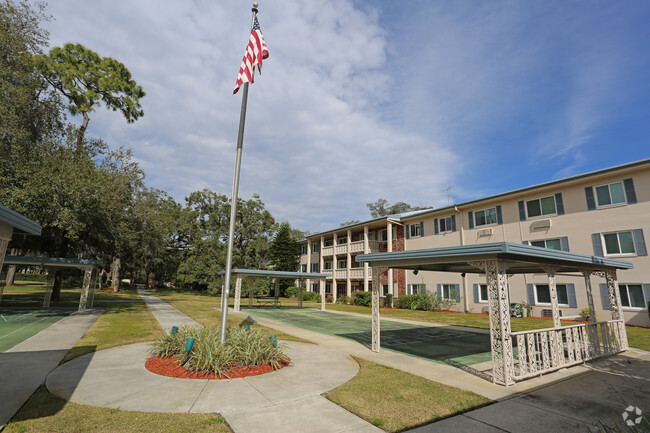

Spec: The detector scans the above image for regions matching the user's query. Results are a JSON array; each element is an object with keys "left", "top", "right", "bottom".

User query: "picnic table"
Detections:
[{"left": 255, "top": 296, "right": 281, "bottom": 308}]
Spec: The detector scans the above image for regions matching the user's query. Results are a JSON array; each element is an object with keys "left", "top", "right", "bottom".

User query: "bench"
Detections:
[{"left": 255, "top": 296, "right": 281, "bottom": 308}]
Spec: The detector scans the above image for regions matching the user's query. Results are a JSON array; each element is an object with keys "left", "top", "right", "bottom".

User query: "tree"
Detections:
[
  {"left": 366, "top": 199, "right": 432, "bottom": 218},
  {"left": 269, "top": 222, "right": 299, "bottom": 272},
  {"left": 35, "top": 43, "right": 145, "bottom": 147},
  {"left": 340, "top": 220, "right": 361, "bottom": 227}
]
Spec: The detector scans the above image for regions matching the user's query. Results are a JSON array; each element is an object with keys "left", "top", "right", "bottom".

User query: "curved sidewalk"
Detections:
[{"left": 45, "top": 290, "right": 382, "bottom": 433}]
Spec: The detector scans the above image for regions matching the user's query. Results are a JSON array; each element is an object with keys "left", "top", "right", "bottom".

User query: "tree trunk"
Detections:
[
  {"left": 5, "top": 265, "right": 16, "bottom": 286},
  {"left": 76, "top": 112, "right": 90, "bottom": 151},
  {"left": 111, "top": 257, "right": 120, "bottom": 292},
  {"left": 51, "top": 270, "right": 64, "bottom": 302}
]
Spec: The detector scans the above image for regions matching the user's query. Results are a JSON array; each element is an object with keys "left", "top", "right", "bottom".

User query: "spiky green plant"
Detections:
[{"left": 149, "top": 326, "right": 289, "bottom": 377}]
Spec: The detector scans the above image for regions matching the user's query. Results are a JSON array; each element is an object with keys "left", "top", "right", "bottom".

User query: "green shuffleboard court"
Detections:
[
  {"left": 244, "top": 308, "right": 492, "bottom": 366},
  {"left": 0, "top": 309, "right": 74, "bottom": 353}
]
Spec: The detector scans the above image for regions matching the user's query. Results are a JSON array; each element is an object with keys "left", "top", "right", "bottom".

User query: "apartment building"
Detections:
[{"left": 299, "top": 159, "right": 650, "bottom": 327}]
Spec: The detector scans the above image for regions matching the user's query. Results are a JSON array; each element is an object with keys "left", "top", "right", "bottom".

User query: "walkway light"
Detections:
[{"left": 185, "top": 338, "right": 195, "bottom": 353}]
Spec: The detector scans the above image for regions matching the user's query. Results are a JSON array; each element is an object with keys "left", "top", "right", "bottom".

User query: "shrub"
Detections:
[
  {"left": 354, "top": 291, "right": 372, "bottom": 307},
  {"left": 335, "top": 295, "right": 351, "bottom": 304},
  {"left": 410, "top": 294, "right": 432, "bottom": 310},
  {"left": 397, "top": 294, "right": 415, "bottom": 309},
  {"left": 149, "top": 325, "right": 289, "bottom": 377},
  {"left": 284, "top": 286, "right": 300, "bottom": 298},
  {"left": 385, "top": 293, "right": 393, "bottom": 308},
  {"left": 302, "top": 291, "right": 320, "bottom": 302},
  {"left": 325, "top": 294, "right": 334, "bottom": 303},
  {"left": 428, "top": 292, "right": 457, "bottom": 311},
  {"left": 12, "top": 273, "right": 47, "bottom": 282}
]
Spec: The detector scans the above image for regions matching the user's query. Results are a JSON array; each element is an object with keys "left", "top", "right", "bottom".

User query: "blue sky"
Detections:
[{"left": 42, "top": 1, "right": 650, "bottom": 232}]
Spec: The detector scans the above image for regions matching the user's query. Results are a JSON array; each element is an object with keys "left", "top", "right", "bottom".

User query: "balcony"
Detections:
[{"left": 320, "top": 240, "right": 382, "bottom": 257}]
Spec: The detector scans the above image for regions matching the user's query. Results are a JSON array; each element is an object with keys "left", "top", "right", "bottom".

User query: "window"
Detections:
[
  {"left": 408, "top": 223, "right": 422, "bottom": 238},
  {"left": 311, "top": 244, "right": 319, "bottom": 253},
  {"left": 535, "top": 284, "right": 568, "bottom": 306},
  {"left": 439, "top": 216, "right": 453, "bottom": 233},
  {"left": 409, "top": 284, "right": 426, "bottom": 295},
  {"left": 526, "top": 196, "right": 556, "bottom": 218},
  {"left": 324, "top": 239, "right": 333, "bottom": 247},
  {"left": 619, "top": 284, "right": 645, "bottom": 308},
  {"left": 596, "top": 182, "right": 626, "bottom": 207},
  {"left": 603, "top": 231, "right": 635, "bottom": 255},
  {"left": 474, "top": 207, "right": 498, "bottom": 227},
  {"left": 325, "top": 283, "right": 332, "bottom": 294},
  {"left": 300, "top": 264, "right": 307, "bottom": 272},
  {"left": 478, "top": 284, "right": 488, "bottom": 302},
  {"left": 310, "top": 283, "right": 319, "bottom": 292},
  {"left": 337, "top": 260, "right": 347, "bottom": 269},
  {"left": 530, "top": 239, "right": 562, "bottom": 250},
  {"left": 440, "top": 284, "right": 458, "bottom": 300},
  {"left": 300, "top": 245, "right": 308, "bottom": 255},
  {"left": 381, "top": 229, "right": 388, "bottom": 242},
  {"left": 324, "top": 261, "right": 332, "bottom": 270},
  {"left": 368, "top": 232, "right": 375, "bottom": 241},
  {"left": 310, "top": 263, "right": 319, "bottom": 272},
  {"left": 338, "top": 237, "right": 347, "bottom": 245},
  {"left": 382, "top": 284, "right": 389, "bottom": 296}
]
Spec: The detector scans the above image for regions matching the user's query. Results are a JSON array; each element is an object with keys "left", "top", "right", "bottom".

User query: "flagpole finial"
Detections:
[{"left": 252, "top": 2, "right": 259, "bottom": 12}]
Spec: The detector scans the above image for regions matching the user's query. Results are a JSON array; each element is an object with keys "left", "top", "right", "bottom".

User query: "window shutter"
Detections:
[
  {"left": 555, "top": 193, "right": 565, "bottom": 215},
  {"left": 455, "top": 284, "right": 461, "bottom": 301},
  {"left": 585, "top": 187, "right": 596, "bottom": 210},
  {"left": 623, "top": 178, "right": 637, "bottom": 204},
  {"left": 473, "top": 284, "right": 479, "bottom": 303},
  {"left": 560, "top": 236, "right": 570, "bottom": 252},
  {"left": 406, "top": 225, "right": 410, "bottom": 239},
  {"left": 407, "top": 284, "right": 412, "bottom": 295},
  {"left": 518, "top": 201, "right": 526, "bottom": 221},
  {"left": 434, "top": 219, "right": 439, "bottom": 235},
  {"left": 522, "top": 240, "right": 529, "bottom": 245},
  {"left": 468, "top": 211, "right": 474, "bottom": 229},
  {"left": 496, "top": 205, "right": 503, "bottom": 225},
  {"left": 419, "top": 221, "right": 424, "bottom": 237},
  {"left": 451, "top": 215, "right": 456, "bottom": 232},
  {"left": 643, "top": 284, "right": 650, "bottom": 308},
  {"left": 527, "top": 284, "right": 535, "bottom": 306},
  {"left": 600, "top": 283, "right": 610, "bottom": 310},
  {"left": 632, "top": 229, "right": 647, "bottom": 256},
  {"left": 437, "top": 284, "right": 442, "bottom": 297},
  {"left": 567, "top": 283, "right": 577, "bottom": 308},
  {"left": 591, "top": 233, "right": 604, "bottom": 257}
]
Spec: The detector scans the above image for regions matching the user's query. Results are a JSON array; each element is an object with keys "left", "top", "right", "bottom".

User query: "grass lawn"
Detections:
[
  {"left": 148, "top": 288, "right": 314, "bottom": 343},
  {"left": 4, "top": 386, "right": 230, "bottom": 433},
  {"left": 1, "top": 281, "right": 143, "bottom": 307},
  {"left": 327, "top": 357, "right": 490, "bottom": 432},
  {"left": 325, "top": 304, "right": 650, "bottom": 351}
]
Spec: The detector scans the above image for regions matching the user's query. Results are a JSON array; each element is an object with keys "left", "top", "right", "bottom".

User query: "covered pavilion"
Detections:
[
  {"left": 1, "top": 256, "right": 103, "bottom": 311},
  {"left": 218, "top": 269, "right": 329, "bottom": 312},
  {"left": 356, "top": 242, "right": 633, "bottom": 386}
]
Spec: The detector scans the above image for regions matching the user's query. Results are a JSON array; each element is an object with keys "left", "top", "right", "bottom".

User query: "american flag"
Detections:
[{"left": 233, "top": 17, "right": 269, "bottom": 95}]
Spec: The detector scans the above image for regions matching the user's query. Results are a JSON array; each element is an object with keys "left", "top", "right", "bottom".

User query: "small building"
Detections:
[{"left": 0, "top": 204, "right": 41, "bottom": 270}]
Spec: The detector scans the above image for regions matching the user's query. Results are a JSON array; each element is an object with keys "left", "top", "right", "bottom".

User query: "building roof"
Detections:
[
  {"left": 217, "top": 269, "right": 329, "bottom": 279},
  {"left": 0, "top": 204, "right": 41, "bottom": 236},
  {"left": 355, "top": 242, "right": 633, "bottom": 274},
  {"left": 4, "top": 256, "right": 103, "bottom": 270},
  {"left": 303, "top": 158, "right": 650, "bottom": 238}
]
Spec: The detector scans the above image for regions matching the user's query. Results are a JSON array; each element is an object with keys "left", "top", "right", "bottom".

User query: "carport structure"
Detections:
[
  {"left": 2, "top": 256, "right": 103, "bottom": 311},
  {"left": 356, "top": 242, "right": 633, "bottom": 386},
  {"left": 219, "top": 269, "right": 329, "bottom": 312}
]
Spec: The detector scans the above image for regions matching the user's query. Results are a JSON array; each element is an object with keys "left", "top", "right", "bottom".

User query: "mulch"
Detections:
[{"left": 145, "top": 356, "right": 291, "bottom": 380}]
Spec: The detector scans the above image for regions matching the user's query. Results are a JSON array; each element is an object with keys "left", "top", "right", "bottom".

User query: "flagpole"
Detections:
[{"left": 220, "top": 2, "right": 259, "bottom": 343}]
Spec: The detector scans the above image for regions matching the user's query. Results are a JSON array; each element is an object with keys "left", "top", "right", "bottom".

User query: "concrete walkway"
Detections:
[
  {"left": 0, "top": 309, "right": 101, "bottom": 428},
  {"left": 45, "top": 290, "right": 382, "bottom": 433}
]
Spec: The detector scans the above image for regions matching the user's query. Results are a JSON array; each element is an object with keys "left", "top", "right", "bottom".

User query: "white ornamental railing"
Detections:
[
  {"left": 349, "top": 268, "right": 364, "bottom": 278},
  {"left": 335, "top": 244, "right": 347, "bottom": 255},
  {"left": 334, "top": 269, "right": 347, "bottom": 279},
  {"left": 349, "top": 241, "right": 364, "bottom": 253},
  {"left": 511, "top": 320, "right": 625, "bottom": 381},
  {"left": 322, "top": 246, "right": 334, "bottom": 256}
]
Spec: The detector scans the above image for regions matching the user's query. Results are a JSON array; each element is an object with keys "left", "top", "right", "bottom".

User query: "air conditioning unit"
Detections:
[
  {"left": 477, "top": 228, "right": 493, "bottom": 237},
  {"left": 531, "top": 219, "right": 552, "bottom": 230},
  {"left": 541, "top": 309, "right": 562, "bottom": 318}
]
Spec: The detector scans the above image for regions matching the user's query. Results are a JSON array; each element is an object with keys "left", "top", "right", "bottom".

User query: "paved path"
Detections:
[
  {"left": 45, "top": 290, "right": 382, "bottom": 433},
  {"left": 0, "top": 309, "right": 101, "bottom": 428}
]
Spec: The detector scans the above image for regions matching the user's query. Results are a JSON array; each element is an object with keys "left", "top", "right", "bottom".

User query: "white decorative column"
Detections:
[
  {"left": 371, "top": 266, "right": 388, "bottom": 352},
  {"left": 332, "top": 233, "right": 338, "bottom": 302},
  {"left": 320, "top": 236, "right": 325, "bottom": 297},
  {"left": 233, "top": 276, "right": 242, "bottom": 312},
  {"left": 298, "top": 279, "right": 304, "bottom": 308},
  {"left": 605, "top": 270, "right": 628, "bottom": 350},
  {"left": 582, "top": 270, "right": 600, "bottom": 356},
  {"left": 363, "top": 226, "right": 369, "bottom": 291},
  {"left": 0, "top": 239, "right": 8, "bottom": 306},
  {"left": 541, "top": 265, "right": 561, "bottom": 329},
  {"left": 387, "top": 221, "right": 393, "bottom": 296},
  {"left": 248, "top": 277, "right": 254, "bottom": 308},
  {"left": 78, "top": 268, "right": 93, "bottom": 311},
  {"left": 306, "top": 239, "right": 312, "bottom": 290},
  {"left": 43, "top": 271, "right": 54, "bottom": 308},
  {"left": 320, "top": 277, "right": 325, "bottom": 311},
  {"left": 470, "top": 259, "right": 515, "bottom": 386},
  {"left": 346, "top": 229, "right": 352, "bottom": 298},
  {"left": 274, "top": 278, "right": 279, "bottom": 298}
]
